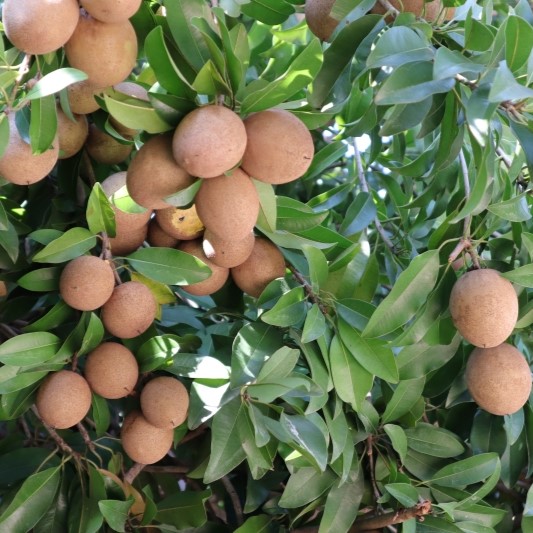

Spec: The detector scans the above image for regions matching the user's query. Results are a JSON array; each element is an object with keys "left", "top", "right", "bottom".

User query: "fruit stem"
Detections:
[
  {"left": 9, "top": 54, "right": 32, "bottom": 105},
  {"left": 459, "top": 150, "right": 471, "bottom": 241},
  {"left": 124, "top": 462, "right": 145, "bottom": 484},
  {"left": 377, "top": 0, "right": 401, "bottom": 16}
]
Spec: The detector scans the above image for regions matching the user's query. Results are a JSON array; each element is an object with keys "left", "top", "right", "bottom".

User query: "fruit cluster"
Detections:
[{"left": 449, "top": 269, "right": 531, "bottom": 415}]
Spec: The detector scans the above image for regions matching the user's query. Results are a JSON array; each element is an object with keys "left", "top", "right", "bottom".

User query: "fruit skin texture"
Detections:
[
  {"left": 371, "top": 0, "right": 454, "bottom": 21},
  {"left": 59, "top": 256, "right": 115, "bottom": 311},
  {"left": 241, "top": 109, "right": 314, "bottom": 185},
  {"left": 195, "top": 168, "right": 259, "bottom": 241},
  {"left": 127, "top": 135, "right": 194, "bottom": 210},
  {"left": 80, "top": 0, "right": 142, "bottom": 23},
  {"left": 65, "top": 14, "right": 138, "bottom": 88},
  {"left": 449, "top": 268, "right": 518, "bottom": 348},
  {"left": 172, "top": 105, "right": 247, "bottom": 178},
  {"left": 101, "top": 281, "right": 157, "bottom": 339},
  {"left": 178, "top": 240, "right": 229, "bottom": 296},
  {"left": 140, "top": 376, "right": 189, "bottom": 429},
  {"left": 108, "top": 223, "right": 148, "bottom": 256},
  {"left": 84, "top": 342, "right": 139, "bottom": 399},
  {"left": 203, "top": 229, "right": 255, "bottom": 268},
  {"left": 466, "top": 344, "right": 532, "bottom": 416},
  {"left": 36, "top": 370, "right": 92, "bottom": 429},
  {"left": 0, "top": 114, "right": 59, "bottom": 186},
  {"left": 4, "top": 0, "right": 79, "bottom": 55},
  {"left": 121, "top": 411, "right": 174, "bottom": 464},
  {"left": 147, "top": 219, "right": 180, "bottom": 248},
  {"left": 305, "top": 0, "right": 339, "bottom": 41},
  {"left": 57, "top": 107, "right": 89, "bottom": 160},
  {"left": 155, "top": 205, "right": 204, "bottom": 240},
  {"left": 101, "top": 172, "right": 152, "bottom": 233},
  {"left": 67, "top": 81, "right": 103, "bottom": 115},
  {"left": 86, "top": 124, "right": 133, "bottom": 165},
  {"left": 231, "top": 237, "right": 286, "bottom": 298}
]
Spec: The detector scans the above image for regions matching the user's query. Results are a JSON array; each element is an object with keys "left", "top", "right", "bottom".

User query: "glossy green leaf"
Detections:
[
  {"left": 241, "top": 0, "right": 295, "bottom": 25},
  {"left": 32, "top": 228, "right": 97, "bottom": 264},
  {"left": 155, "top": 490, "right": 211, "bottom": 529},
  {"left": 86, "top": 183, "right": 116, "bottom": 237},
  {"left": 501, "top": 264, "right": 533, "bottom": 287},
  {"left": 430, "top": 453, "right": 499, "bottom": 487},
  {"left": 98, "top": 499, "right": 133, "bottom": 533},
  {"left": 234, "top": 515, "right": 276, "bottom": 533},
  {"left": 18, "top": 267, "right": 61, "bottom": 292},
  {"left": 301, "top": 304, "right": 327, "bottom": 343},
  {"left": 30, "top": 95, "right": 57, "bottom": 154},
  {"left": 405, "top": 423, "right": 465, "bottom": 458},
  {"left": 279, "top": 468, "right": 336, "bottom": 508},
  {"left": 385, "top": 483, "right": 419, "bottom": 507},
  {"left": 256, "top": 347, "right": 300, "bottom": 383},
  {"left": 0, "top": 332, "right": 60, "bottom": 366},
  {"left": 261, "top": 287, "right": 307, "bottom": 326},
  {"left": 26, "top": 68, "right": 88, "bottom": 100},
  {"left": 382, "top": 377, "right": 425, "bottom": 424},
  {"left": 384, "top": 424, "right": 408, "bottom": 463},
  {"left": 487, "top": 193, "right": 532, "bottom": 222},
  {"left": 505, "top": 16, "right": 533, "bottom": 72}
]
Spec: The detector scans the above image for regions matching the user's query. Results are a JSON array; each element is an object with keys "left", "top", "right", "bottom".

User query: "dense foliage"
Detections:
[{"left": 1, "top": 0, "right": 533, "bottom": 531}]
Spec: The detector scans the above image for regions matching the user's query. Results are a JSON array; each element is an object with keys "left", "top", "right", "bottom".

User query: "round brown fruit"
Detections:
[
  {"left": 195, "top": 168, "right": 259, "bottom": 241},
  {"left": 449, "top": 268, "right": 518, "bottom": 348},
  {"left": 172, "top": 105, "right": 247, "bottom": 178},
  {"left": 147, "top": 219, "right": 180, "bottom": 248},
  {"left": 101, "top": 281, "right": 157, "bottom": 339},
  {"left": 140, "top": 376, "right": 189, "bottom": 429},
  {"left": 84, "top": 342, "right": 139, "bottom": 399},
  {"left": 121, "top": 411, "right": 174, "bottom": 465},
  {"left": 466, "top": 344, "right": 532, "bottom": 416},
  {"left": 4, "top": 0, "right": 79, "bottom": 55},
  {"left": 231, "top": 237, "right": 286, "bottom": 298},
  {"left": 57, "top": 106, "right": 89, "bottom": 160},
  {"left": 127, "top": 135, "right": 195, "bottom": 210},
  {"left": 86, "top": 124, "right": 133, "bottom": 165},
  {"left": 202, "top": 229, "right": 255, "bottom": 268},
  {"left": 241, "top": 109, "right": 314, "bottom": 185},
  {"left": 67, "top": 81, "right": 104, "bottom": 115},
  {"left": 101, "top": 172, "right": 152, "bottom": 233},
  {"left": 59, "top": 255, "right": 115, "bottom": 311},
  {"left": 65, "top": 14, "right": 138, "bottom": 88},
  {"left": 178, "top": 239, "right": 229, "bottom": 296},
  {"left": 36, "top": 370, "right": 92, "bottom": 429},
  {"left": 80, "top": 0, "right": 142, "bottom": 23},
  {"left": 371, "top": 0, "right": 454, "bottom": 21},
  {"left": 0, "top": 113, "right": 59, "bottom": 186},
  {"left": 108, "top": 222, "right": 149, "bottom": 256},
  {"left": 155, "top": 205, "right": 204, "bottom": 240},
  {"left": 110, "top": 82, "right": 149, "bottom": 137},
  {"left": 0, "top": 281, "right": 7, "bottom": 297},
  {"left": 305, "top": 0, "right": 339, "bottom": 41}
]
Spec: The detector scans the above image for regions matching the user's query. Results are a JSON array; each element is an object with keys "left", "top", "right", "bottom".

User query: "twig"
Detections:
[
  {"left": 81, "top": 150, "right": 97, "bottom": 187},
  {"left": 0, "top": 323, "right": 18, "bottom": 338},
  {"left": 378, "top": 0, "right": 401, "bottom": 15},
  {"left": 77, "top": 422, "right": 96, "bottom": 454},
  {"left": 124, "top": 462, "right": 145, "bottom": 484},
  {"left": 221, "top": 475, "right": 244, "bottom": 526},
  {"left": 31, "top": 406, "right": 80, "bottom": 459},
  {"left": 9, "top": 54, "right": 32, "bottom": 104},
  {"left": 142, "top": 465, "right": 189, "bottom": 474},
  {"left": 459, "top": 150, "right": 471, "bottom": 240},
  {"left": 351, "top": 500, "right": 432, "bottom": 531},
  {"left": 179, "top": 423, "right": 208, "bottom": 444},
  {"left": 353, "top": 138, "right": 396, "bottom": 251},
  {"left": 289, "top": 265, "right": 329, "bottom": 315},
  {"left": 366, "top": 436, "right": 381, "bottom": 502},
  {"left": 99, "top": 232, "right": 121, "bottom": 284}
]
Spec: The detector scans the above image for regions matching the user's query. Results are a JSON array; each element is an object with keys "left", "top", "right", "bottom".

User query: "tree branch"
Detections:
[
  {"left": 31, "top": 406, "right": 80, "bottom": 459},
  {"left": 221, "top": 475, "right": 244, "bottom": 526},
  {"left": 377, "top": 0, "right": 401, "bottom": 15},
  {"left": 289, "top": 265, "right": 329, "bottom": 316},
  {"left": 350, "top": 500, "right": 432, "bottom": 531}
]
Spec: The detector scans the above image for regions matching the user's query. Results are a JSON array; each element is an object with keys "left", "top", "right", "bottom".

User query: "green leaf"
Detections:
[
  {"left": 279, "top": 468, "right": 337, "bottom": 508},
  {"left": 98, "top": 499, "right": 133, "bottom": 533},
  {"left": 487, "top": 193, "right": 532, "bottom": 222},
  {"left": 261, "top": 287, "right": 306, "bottom": 327},
  {"left": 363, "top": 250, "right": 440, "bottom": 338},
  {"left": 0, "top": 368, "right": 48, "bottom": 394},
  {"left": 155, "top": 490, "right": 211, "bottom": 529},
  {"left": 86, "top": 183, "right": 116, "bottom": 237},
  {"left": 18, "top": 267, "right": 61, "bottom": 292},
  {"left": 235, "top": 515, "right": 276, "bottom": 533},
  {"left": 164, "top": 179, "right": 202, "bottom": 208},
  {"left": 501, "top": 264, "right": 533, "bottom": 287},
  {"left": 382, "top": 377, "right": 426, "bottom": 424},
  {"left": 241, "top": 39, "right": 323, "bottom": 114},
  {"left": 0, "top": 332, "right": 60, "bottom": 366},
  {"left": 417, "top": 516, "right": 463, "bottom": 532},
  {"left": 26, "top": 68, "right": 88, "bottom": 100},
  {"left": 254, "top": 180, "right": 277, "bottom": 233},
  {"left": 256, "top": 347, "right": 300, "bottom": 383},
  {"left": 385, "top": 483, "right": 419, "bottom": 507},
  {"left": 430, "top": 453, "right": 499, "bottom": 487},
  {"left": 405, "top": 423, "right": 465, "bottom": 458},
  {"left": 301, "top": 304, "right": 327, "bottom": 343},
  {"left": 32, "top": 228, "right": 97, "bottom": 264},
  {"left": 489, "top": 61, "right": 533, "bottom": 102},
  {"left": 240, "top": 0, "right": 295, "bottom": 24},
  {"left": 303, "top": 244, "right": 329, "bottom": 291},
  {"left": 384, "top": 424, "right": 408, "bottom": 463},
  {"left": 126, "top": 247, "right": 211, "bottom": 284},
  {"left": 505, "top": 16, "right": 533, "bottom": 72},
  {"left": 23, "top": 301, "right": 73, "bottom": 333},
  {"left": 30, "top": 95, "right": 57, "bottom": 154},
  {"left": 338, "top": 319, "right": 399, "bottom": 383},
  {"left": 0, "top": 466, "right": 60, "bottom": 533},
  {"left": 91, "top": 393, "right": 110, "bottom": 437}
]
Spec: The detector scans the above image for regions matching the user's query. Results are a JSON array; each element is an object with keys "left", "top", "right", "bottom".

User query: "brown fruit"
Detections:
[
  {"left": 4, "top": 0, "right": 79, "bottom": 55},
  {"left": 172, "top": 105, "right": 247, "bottom": 178},
  {"left": 67, "top": 81, "right": 104, "bottom": 115},
  {"left": 241, "top": 109, "right": 314, "bottom": 185},
  {"left": 305, "top": 0, "right": 340, "bottom": 41},
  {"left": 371, "top": 0, "right": 455, "bottom": 21},
  {"left": 121, "top": 411, "right": 174, "bottom": 464},
  {"left": 65, "top": 14, "right": 138, "bottom": 88},
  {"left": 155, "top": 205, "right": 204, "bottom": 240},
  {"left": 36, "top": 370, "right": 92, "bottom": 429},
  {"left": 86, "top": 124, "right": 133, "bottom": 165},
  {"left": 0, "top": 113, "right": 59, "bottom": 186},
  {"left": 147, "top": 219, "right": 180, "bottom": 248},
  {"left": 84, "top": 342, "right": 139, "bottom": 399},
  {"left": 101, "top": 281, "right": 157, "bottom": 339},
  {"left": 80, "top": 0, "right": 142, "bottom": 23},
  {"left": 178, "top": 239, "right": 229, "bottom": 296},
  {"left": 110, "top": 82, "right": 149, "bottom": 137},
  {"left": 101, "top": 171, "right": 152, "bottom": 233},
  {"left": 466, "top": 344, "right": 532, "bottom": 416},
  {"left": 449, "top": 269, "right": 518, "bottom": 348},
  {"left": 195, "top": 168, "right": 259, "bottom": 241},
  {"left": 108, "top": 223, "right": 148, "bottom": 256},
  {"left": 59, "top": 255, "right": 115, "bottom": 311},
  {"left": 0, "top": 281, "right": 7, "bottom": 297},
  {"left": 127, "top": 135, "right": 195, "bottom": 210},
  {"left": 57, "top": 107, "right": 89, "bottom": 159},
  {"left": 203, "top": 229, "right": 255, "bottom": 268},
  {"left": 140, "top": 376, "right": 189, "bottom": 429},
  {"left": 231, "top": 237, "right": 286, "bottom": 298}
]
